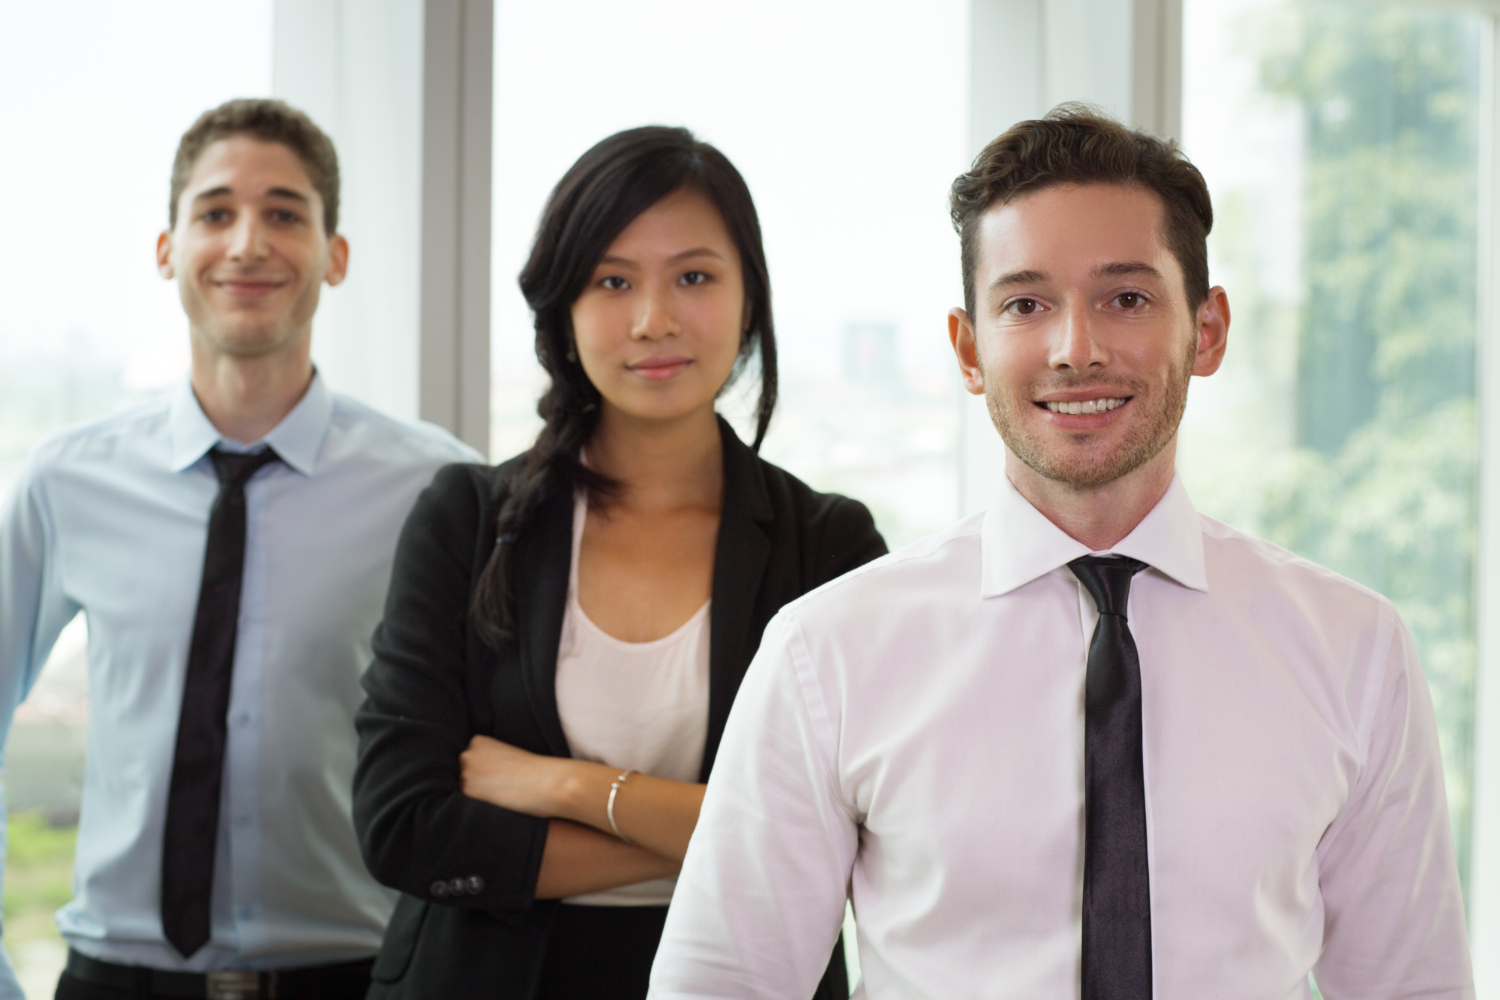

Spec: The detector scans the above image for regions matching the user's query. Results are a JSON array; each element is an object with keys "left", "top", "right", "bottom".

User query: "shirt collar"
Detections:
[
  {"left": 167, "top": 371, "right": 332, "bottom": 476},
  {"left": 979, "top": 470, "right": 1209, "bottom": 598}
]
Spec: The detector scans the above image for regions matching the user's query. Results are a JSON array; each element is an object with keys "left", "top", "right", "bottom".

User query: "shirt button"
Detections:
[
  {"left": 238, "top": 906, "right": 254, "bottom": 920},
  {"left": 233, "top": 811, "right": 252, "bottom": 826},
  {"left": 430, "top": 880, "right": 449, "bottom": 898},
  {"left": 447, "top": 878, "right": 466, "bottom": 896},
  {"left": 233, "top": 711, "right": 253, "bottom": 727},
  {"left": 466, "top": 876, "right": 484, "bottom": 895}
]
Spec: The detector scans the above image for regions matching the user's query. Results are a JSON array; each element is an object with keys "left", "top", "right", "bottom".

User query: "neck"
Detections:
[
  {"left": 189, "top": 330, "right": 314, "bottom": 444},
  {"left": 1005, "top": 439, "right": 1178, "bottom": 551},
  {"left": 587, "top": 403, "right": 724, "bottom": 512}
]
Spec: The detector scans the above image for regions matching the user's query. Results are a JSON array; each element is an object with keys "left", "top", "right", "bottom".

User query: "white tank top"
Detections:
[{"left": 554, "top": 493, "right": 710, "bottom": 906}]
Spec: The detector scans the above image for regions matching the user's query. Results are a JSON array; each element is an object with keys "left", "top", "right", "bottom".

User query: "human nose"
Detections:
[
  {"left": 226, "top": 213, "right": 269, "bottom": 262},
  {"left": 630, "top": 282, "right": 681, "bottom": 341},
  {"left": 1049, "top": 300, "right": 1108, "bottom": 372}
]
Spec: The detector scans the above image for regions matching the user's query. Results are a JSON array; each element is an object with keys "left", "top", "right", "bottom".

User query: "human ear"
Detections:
[
  {"left": 949, "top": 307, "right": 985, "bottom": 396},
  {"left": 156, "top": 231, "right": 175, "bottom": 280},
  {"left": 1191, "top": 286, "right": 1230, "bottom": 377},
  {"left": 325, "top": 234, "right": 351, "bottom": 287}
]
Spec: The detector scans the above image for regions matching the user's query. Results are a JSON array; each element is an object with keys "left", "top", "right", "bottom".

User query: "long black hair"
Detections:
[{"left": 473, "top": 125, "right": 778, "bottom": 639}]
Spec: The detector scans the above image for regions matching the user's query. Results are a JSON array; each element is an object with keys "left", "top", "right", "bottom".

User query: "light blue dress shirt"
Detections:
[{"left": 0, "top": 374, "right": 480, "bottom": 987}]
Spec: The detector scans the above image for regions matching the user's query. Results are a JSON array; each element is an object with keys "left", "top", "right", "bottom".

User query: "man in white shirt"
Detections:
[
  {"left": 0, "top": 100, "right": 477, "bottom": 999},
  {"left": 648, "top": 105, "right": 1474, "bottom": 999}
]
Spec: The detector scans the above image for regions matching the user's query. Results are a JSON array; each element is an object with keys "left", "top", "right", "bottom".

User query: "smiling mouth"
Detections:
[
  {"left": 1041, "top": 397, "right": 1129, "bottom": 415},
  {"left": 214, "top": 278, "right": 287, "bottom": 294}
]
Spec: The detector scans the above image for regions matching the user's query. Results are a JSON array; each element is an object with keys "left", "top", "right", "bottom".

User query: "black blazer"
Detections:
[{"left": 353, "top": 419, "right": 887, "bottom": 998}]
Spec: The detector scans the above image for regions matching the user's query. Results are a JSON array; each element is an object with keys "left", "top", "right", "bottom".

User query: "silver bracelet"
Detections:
[{"left": 607, "top": 769, "right": 636, "bottom": 844}]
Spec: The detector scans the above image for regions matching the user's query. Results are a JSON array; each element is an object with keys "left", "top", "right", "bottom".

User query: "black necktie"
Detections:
[
  {"left": 1068, "top": 555, "right": 1152, "bottom": 1000},
  {"left": 161, "top": 446, "right": 280, "bottom": 958}
]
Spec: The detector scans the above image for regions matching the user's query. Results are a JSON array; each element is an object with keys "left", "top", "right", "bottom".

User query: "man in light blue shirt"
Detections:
[{"left": 0, "top": 99, "right": 478, "bottom": 999}]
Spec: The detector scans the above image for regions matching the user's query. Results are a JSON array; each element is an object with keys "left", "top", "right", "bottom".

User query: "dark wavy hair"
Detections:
[
  {"left": 473, "top": 126, "right": 777, "bottom": 639},
  {"left": 950, "top": 103, "right": 1213, "bottom": 317}
]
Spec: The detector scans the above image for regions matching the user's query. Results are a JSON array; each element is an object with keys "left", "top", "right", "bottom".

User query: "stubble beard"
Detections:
[
  {"left": 182, "top": 278, "right": 321, "bottom": 360},
  {"left": 986, "top": 337, "right": 1197, "bottom": 491}
]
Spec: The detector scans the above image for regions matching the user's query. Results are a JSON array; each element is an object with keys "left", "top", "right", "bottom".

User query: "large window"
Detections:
[
  {"left": 0, "top": 3, "right": 272, "bottom": 993},
  {"left": 490, "top": 0, "right": 970, "bottom": 548},
  {"left": 1179, "top": 0, "right": 1483, "bottom": 890}
]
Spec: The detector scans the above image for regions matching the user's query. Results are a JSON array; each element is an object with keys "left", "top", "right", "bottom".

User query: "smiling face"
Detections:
[
  {"left": 570, "top": 188, "right": 746, "bottom": 430},
  {"left": 951, "top": 182, "right": 1228, "bottom": 492},
  {"left": 157, "top": 136, "right": 348, "bottom": 360}
]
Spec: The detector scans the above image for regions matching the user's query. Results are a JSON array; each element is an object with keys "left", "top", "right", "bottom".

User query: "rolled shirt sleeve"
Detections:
[{"left": 649, "top": 612, "right": 858, "bottom": 999}]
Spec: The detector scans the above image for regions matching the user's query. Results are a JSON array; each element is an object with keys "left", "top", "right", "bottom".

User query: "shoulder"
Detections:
[
  {"left": 15, "top": 394, "right": 173, "bottom": 488},
  {"left": 411, "top": 455, "right": 519, "bottom": 524},
  {"left": 753, "top": 456, "right": 879, "bottom": 536},
  {"left": 1195, "top": 513, "right": 1414, "bottom": 719},
  {"left": 749, "top": 456, "right": 888, "bottom": 582},
  {"left": 326, "top": 393, "right": 485, "bottom": 467},
  {"left": 773, "top": 510, "right": 984, "bottom": 632},
  {"left": 1198, "top": 513, "right": 1398, "bottom": 629},
  {"left": 402, "top": 453, "right": 527, "bottom": 542}
]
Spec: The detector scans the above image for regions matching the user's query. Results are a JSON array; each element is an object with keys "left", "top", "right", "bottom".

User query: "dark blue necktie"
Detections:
[
  {"left": 1068, "top": 555, "right": 1152, "bottom": 1000},
  {"left": 161, "top": 446, "right": 280, "bottom": 957}
]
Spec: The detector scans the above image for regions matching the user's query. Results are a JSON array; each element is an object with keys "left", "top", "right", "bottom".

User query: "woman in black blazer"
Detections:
[{"left": 353, "top": 126, "right": 886, "bottom": 999}]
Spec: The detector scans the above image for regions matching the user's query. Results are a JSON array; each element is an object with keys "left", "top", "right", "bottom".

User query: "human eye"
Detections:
[
  {"left": 199, "top": 207, "right": 231, "bottom": 224},
  {"left": 268, "top": 208, "right": 303, "bottom": 225},
  {"left": 1003, "top": 297, "right": 1044, "bottom": 316},
  {"left": 600, "top": 276, "right": 629, "bottom": 291},
  {"left": 1113, "top": 290, "right": 1150, "bottom": 310},
  {"left": 679, "top": 270, "right": 710, "bottom": 286}
]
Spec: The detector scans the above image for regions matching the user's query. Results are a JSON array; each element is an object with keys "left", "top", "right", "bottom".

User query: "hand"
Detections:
[{"left": 459, "top": 735, "right": 582, "bottom": 817}]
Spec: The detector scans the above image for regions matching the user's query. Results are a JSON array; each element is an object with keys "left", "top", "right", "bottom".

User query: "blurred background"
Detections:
[{"left": 1, "top": 0, "right": 1497, "bottom": 995}]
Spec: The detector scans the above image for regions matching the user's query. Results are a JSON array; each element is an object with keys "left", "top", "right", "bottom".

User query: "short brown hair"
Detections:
[
  {"left": 950, "top": 103, "right": 1213, "bottom": 318},
  {"left": 169, "top": 98, "right": 341, "bottom": 234}
]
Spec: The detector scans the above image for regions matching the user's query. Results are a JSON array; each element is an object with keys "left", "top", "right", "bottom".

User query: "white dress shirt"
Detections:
[
  {"left": 649, "top": 473, "right": 1474, "bottom": 1000},
  {"left": 0, "top": 374, "right": 478, "bottom": 982}
]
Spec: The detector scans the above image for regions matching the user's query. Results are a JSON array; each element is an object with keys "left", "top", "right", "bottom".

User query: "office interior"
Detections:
[{"left": 0, "top": 0, "right": 1495, "bottom": 995}]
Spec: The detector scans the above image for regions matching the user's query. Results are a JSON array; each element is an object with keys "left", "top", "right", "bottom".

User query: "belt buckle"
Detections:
[{"left": 205, "top": 970, "right": 263, "bottom": 1000}]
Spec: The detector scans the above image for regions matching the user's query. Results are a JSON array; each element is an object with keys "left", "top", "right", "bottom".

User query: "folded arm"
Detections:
[{"left": 460, "top": 735, "right": 707, "bottom": 862}]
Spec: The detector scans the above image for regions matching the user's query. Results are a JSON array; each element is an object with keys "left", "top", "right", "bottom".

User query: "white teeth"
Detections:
[{"left": 1044, "top": 397, "right": 1126, "bottom": 415}]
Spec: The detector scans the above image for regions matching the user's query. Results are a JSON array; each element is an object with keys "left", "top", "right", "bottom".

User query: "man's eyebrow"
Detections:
[
  {"left": 1095, "top": 261, "right": 1164, "bottom": 281},
  {"left": 988, "top": 268, "right": 1048, "bottom": 291},
  {"left": 189, "top": 186, "right": 311, "bottom": 205}
]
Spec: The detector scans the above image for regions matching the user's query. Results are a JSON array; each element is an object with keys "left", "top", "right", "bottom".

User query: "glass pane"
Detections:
[
  {"left": 1180, "top": 0, "right": 1482, "bottom": 885},
  {"left": 0, "top": 3, "right": 272, "bottom": 992},
  {"left": 491, "top": 0, "right": 969, "bottom": 546}
]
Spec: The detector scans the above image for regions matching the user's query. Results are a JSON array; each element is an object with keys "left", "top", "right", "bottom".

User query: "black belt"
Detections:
[{"left": 65, "top": 949, "right": 374, "bottom": 1000}]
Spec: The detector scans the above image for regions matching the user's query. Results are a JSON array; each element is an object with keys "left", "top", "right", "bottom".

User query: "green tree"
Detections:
[{"left": 1255, "top": 0, "right": 1481, "bottom": 881}]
